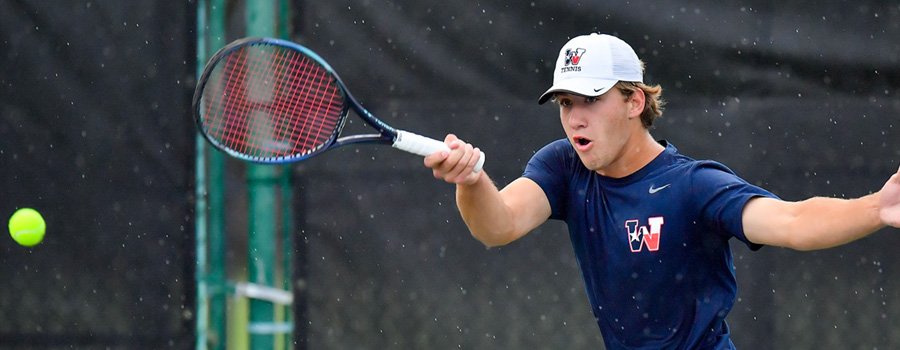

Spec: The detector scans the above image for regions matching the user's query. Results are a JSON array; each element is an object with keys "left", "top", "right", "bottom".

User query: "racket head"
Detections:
[{"left": 193, "top": 37, "right": 350, "bottom": 163}]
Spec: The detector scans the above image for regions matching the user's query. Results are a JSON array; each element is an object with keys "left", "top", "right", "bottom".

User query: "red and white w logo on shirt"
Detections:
[{"left": 625, "top": 217, "right": 664, "bottom": 253}]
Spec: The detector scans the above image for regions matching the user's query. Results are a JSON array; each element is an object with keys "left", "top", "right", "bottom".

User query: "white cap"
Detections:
[{"left": 538, "top": 33, "right": 643, "bottom": 104}]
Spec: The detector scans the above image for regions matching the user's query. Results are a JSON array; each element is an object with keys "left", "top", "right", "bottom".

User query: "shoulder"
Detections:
[
  {"left": 534, "top": 139, "right": 574, "bottom": 159},
  {"left": 688, "top": 159, "right": 750, "bottom": 187},
  {"left": 526, "top": 139, "right": 578, "bottom": 173},
  {"left": 523, "top": 139, "right": 581, "bottom": 219},
  {"left": 657, "top": 147, "right": 776, "bottom": 205},
  {"left": 645, "top": 143, "right": 735, "bottom": 184},
  {"left": 656, "top": 143, "right": 742, "bottom": 183}
]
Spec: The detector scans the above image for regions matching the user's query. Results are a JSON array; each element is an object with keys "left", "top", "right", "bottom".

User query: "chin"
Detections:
[{"left": 576, "top": 155, "right": 605, "bottom": 172}]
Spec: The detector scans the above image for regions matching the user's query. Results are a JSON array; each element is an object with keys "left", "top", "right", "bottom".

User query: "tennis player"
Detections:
[{"left": 424, "top": 33, "right": 900, "bottom": 349}]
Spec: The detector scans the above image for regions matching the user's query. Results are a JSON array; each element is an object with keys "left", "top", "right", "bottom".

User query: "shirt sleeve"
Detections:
[
  {"left": 522, "top": 139, "right": 573, "bottom": 221},
  {"left": 690, "top": 161, "right": 780, "bottom": 250}
]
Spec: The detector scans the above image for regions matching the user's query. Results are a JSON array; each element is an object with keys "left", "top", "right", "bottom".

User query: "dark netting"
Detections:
[
  {"left": 0, "top": 1, "right": 196, "bottom": 349},
  {"left": 286, "top": 1, "right": 900, "bottom": 349},
  {"left": 3, "top": 1, "right": 900, "bottom": 350}
]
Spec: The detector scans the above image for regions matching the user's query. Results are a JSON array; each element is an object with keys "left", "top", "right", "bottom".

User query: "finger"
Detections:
[
  {"left": 444, "top": 142, "right": 465, "bottom": 167},
  {"left": 454, "top": 149, "right": 481, "bottom": 183},
  {"left": 460, "top": 150, "right": 485, "bottom": 185},
  {"left": 423, "top": 148, "right": 449, "bottom": 168},
  {"left": 464, "top": 169, "right": 483, "bottom": 185},
  {"left": 448, "top": 138, "right": 466, "bottom": 151},
  {"left": 470, "top": 147, "right": 482, "bottom": 172},
  {"left": 461, "top": 146, "right": 481, "bottom": 174},
  {"left": 436, "top": 148, "right": 464, "bottom": 182},
  {"left": 432, "top": 168, "right": 445, "bottom": 180},
  {"left": 431, "top": 134, "right": 481, "bottom": 184},
  {"left": 444, "top": 133, "right": 459, "bottom": 144},
  {"left": 448, "top": 143, "right": 476, "bottom": 179},
  {"left": 437, "top": 143, "right": 469, "bottom": 181}
]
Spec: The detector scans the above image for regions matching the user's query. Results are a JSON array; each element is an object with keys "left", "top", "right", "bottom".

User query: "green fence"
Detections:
[{"left": 195, "top": 0, "right": 296, "bottom": 349}]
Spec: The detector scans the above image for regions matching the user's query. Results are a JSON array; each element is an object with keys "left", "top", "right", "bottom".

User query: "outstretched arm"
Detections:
[
  {"left": 424, "top": 134, "right": 551, "bottom": 247},
  {"left": 743, "top": 164, "right": 900, "bottom": 251}
]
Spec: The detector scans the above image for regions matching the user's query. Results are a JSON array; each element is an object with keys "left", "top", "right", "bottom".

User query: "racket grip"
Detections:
[{"left": 393, "top": 130, "right": 485, "bottom": 172}]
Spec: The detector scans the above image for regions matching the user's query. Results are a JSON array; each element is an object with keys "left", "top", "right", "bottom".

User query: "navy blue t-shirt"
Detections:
[{"left": 523, "top": 139, "right": 778, "bottom": 350}]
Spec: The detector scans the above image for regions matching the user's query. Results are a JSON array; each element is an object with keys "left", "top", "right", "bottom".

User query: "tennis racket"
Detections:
[{"left": 193, "top": 37, "right": 485, "bottom": 172}]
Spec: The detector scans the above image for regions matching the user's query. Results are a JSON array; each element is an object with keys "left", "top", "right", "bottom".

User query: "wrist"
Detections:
[{"left": 459, "top": 170, "right": 486, "bottom": 188}]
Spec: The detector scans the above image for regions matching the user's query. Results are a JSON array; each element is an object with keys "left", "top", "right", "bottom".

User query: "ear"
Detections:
[{"left": 628, "top": 88, "right": 646, "bottom": 119}]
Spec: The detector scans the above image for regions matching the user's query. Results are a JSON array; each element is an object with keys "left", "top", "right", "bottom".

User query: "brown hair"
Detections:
[{"left": 615, "top": 80, "right": 665, "bottom": 128}]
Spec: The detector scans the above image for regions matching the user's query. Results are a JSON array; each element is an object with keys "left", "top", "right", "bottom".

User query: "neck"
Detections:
[{"left": 597, "top": 131, "right": 664, "bottom": 178}]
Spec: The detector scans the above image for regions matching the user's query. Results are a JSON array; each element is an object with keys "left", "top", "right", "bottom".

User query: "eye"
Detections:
[
  {"left": 558, "top": 99, "right": 572, "bottom": 107},
  {"left": 585, "top": 96, "right": 597, "bottom": 103}
]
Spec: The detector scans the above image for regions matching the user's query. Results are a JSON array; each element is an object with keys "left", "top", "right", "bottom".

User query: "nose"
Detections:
[{"left": 563, "top": 105, "right": 587, "bottom": 130}]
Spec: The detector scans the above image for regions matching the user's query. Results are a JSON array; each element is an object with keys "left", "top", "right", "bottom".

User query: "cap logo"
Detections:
[{"left": 561, "top": 48, "right": 586, "bottom": 73}]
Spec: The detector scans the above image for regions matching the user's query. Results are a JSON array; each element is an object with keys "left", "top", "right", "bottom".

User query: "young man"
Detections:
[{"left": 424, "top": 33, "right": 900, "bottom": 349}]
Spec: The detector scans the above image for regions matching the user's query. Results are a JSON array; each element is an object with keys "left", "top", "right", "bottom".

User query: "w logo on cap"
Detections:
[{"left": 564, "top": 48, "right": 587, "bottom": 66}]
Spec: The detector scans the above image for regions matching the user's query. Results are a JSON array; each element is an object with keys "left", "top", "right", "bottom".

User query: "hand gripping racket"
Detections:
[{"left": 193, "top": 37, "right": 485, "bottom": 171}]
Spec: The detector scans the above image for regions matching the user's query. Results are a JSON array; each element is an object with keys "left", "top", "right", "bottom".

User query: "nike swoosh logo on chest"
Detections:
[{"left": 648, "top": 184, "right": 671, "bottom": 194}]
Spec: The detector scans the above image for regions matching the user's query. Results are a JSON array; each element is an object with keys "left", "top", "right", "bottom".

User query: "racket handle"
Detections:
[{"left": 393, "top": 130, "right": 485, "bottom": 173}]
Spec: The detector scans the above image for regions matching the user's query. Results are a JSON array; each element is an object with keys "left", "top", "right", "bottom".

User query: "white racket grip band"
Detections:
[{"left": 393, "top": 130, "right": 485, "bottom": 172}]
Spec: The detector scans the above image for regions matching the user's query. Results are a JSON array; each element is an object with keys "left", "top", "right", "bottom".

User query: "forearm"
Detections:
[
  {"left": 456, "top": 172, "right": 519, "bottom": 247},
  {"left": 785, "top": 193, "right": 884, "bottom": 251}
]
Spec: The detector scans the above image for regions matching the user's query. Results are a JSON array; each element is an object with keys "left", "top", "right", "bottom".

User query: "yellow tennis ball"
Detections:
[{"left": 9, "top": 208, "right": 46, "bottom": 247}]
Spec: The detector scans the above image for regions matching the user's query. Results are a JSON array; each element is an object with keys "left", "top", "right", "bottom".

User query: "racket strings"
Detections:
[
  {"left": 288, "top": 54, "right": 341, "bottom": 154},
  {"left": 218, "top": 52, "right": 252, "bottom": 154},
  {"left": 203, "top": 50, "right": 262, "bottom": 155},
  {"left": 201, "top": 43, "right": 345, "bottom": 161}
]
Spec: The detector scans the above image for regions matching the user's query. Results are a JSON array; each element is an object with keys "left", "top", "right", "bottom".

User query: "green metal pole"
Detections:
[
  {"left": 246, "top": 1, "right": 279, "bottom": 349},
  {"left": 194, "top": 141, "right": 210, "bottom": 350},
  {"left": 196, "top": 0, "right": 227, "bottom": 349},
  {"left": 280, "top": 163, "right": 293, "bottom": 350},
  {"left": 248, "top": 164, "right": 279, "bottom": 350},
  {"left": 206, "top": 0, "right": 227, "bottom": 344},
  {"left": 247, "top": 0, "right": 276, "bottom": 36},
  {"left": 247, "top": 165, "right": 279, "bottom": 350},
  {"left": 276, "top": 2, "right": 294, "bottom": 349},
  {"left": 195, "top": 1, "right": 210, "bottom": 349},
  {"left": 278, "top": 0, "right": 291, "bottom": 40}
]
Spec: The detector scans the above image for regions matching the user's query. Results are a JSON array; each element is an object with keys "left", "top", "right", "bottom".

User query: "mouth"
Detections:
[{"left": 573, "top": 136, "right": 593, "bottom": 151}]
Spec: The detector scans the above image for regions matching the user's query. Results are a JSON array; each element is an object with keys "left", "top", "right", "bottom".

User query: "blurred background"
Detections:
[{"left": 2, "top": 0, "right": 899, "bottom": 349}]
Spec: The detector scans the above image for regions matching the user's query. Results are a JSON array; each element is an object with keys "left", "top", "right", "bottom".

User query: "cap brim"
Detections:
[{"left": 537, "top": 78, "right": 618, "bottom": 105}]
